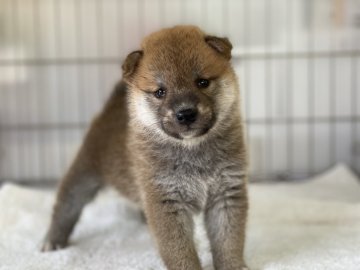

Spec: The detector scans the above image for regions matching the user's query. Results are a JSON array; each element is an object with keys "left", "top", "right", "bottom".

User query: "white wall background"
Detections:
[{"left": 0, "top": 0, "right": 359, "bottom": 182}]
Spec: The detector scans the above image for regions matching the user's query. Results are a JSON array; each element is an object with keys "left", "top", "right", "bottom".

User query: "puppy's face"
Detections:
[{"left": 124, "top": 26, "right": 238, "bottom": 141}]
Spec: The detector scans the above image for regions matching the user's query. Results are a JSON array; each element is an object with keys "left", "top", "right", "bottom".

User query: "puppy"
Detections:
[{"left": 42, "top": 25, "right": 248, "bottom": 270}]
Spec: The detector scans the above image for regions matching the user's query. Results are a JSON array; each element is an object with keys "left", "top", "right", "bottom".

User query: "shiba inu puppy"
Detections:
[{"left": 42, "top": 25, "right": 248, "bottom": 270}]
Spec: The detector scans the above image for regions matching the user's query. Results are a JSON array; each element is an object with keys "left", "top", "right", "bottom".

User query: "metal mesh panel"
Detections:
[{"left": 0, "top": 0, "right": 359, "bottom": 183}]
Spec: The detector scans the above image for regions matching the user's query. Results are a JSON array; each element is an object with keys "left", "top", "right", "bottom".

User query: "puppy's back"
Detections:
[{"left": 74, "top": 82, "right": 139, "bottom": 201}]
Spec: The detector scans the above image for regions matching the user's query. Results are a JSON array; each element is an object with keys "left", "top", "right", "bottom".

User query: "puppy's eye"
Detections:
[
  {"left": 196, "top": 78, "right": 210, "bottom": 89},
  {"left": 154, "top": 88, "right": 166, "bottom": 99}
]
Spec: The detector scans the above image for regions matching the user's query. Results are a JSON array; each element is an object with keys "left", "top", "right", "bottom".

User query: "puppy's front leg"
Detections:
[
  {"left": 144, "top": 190, "right": 202, "bottom": 270},
  {"left": 205, "top": 171, "right": 248, "bottom": 270}
]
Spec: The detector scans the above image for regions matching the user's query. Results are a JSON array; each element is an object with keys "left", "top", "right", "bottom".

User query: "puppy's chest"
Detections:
[{"left": 154, "top": 153, "right": 223, "bottom": 212}]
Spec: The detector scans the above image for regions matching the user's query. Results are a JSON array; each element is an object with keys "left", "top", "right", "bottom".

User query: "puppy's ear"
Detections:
[
  {"left": 205, "top": 36, "right": 233, "bottom": 60},
  {"left": 122, "top": 50, "right": 143, "bottom": 82}
]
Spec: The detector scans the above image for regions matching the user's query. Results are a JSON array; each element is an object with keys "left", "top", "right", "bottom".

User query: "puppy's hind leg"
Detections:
[{"left": 41, "top": 157, "right": 102, "bottom": 252}]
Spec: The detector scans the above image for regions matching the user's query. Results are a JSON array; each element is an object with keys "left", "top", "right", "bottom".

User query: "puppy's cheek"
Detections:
[
  {"left": 134, "top": 94, "right": 158, "bottom": 127},
  {"left": 197, "top": 102, "right": 215, "bottom": 127},
  {"left": 195, "top": 112, "right": 214, "bottom": 131},
  {"left": 198, "top": 104, "right": 212, "bottom": 118},
  {"left": 216, "top": 81, "right": 237, "bottom": 118}
]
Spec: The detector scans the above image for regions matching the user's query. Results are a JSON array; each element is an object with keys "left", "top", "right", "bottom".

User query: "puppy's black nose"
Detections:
[{"left": 176, "top": 108, "right": 198, "bottom": 125}]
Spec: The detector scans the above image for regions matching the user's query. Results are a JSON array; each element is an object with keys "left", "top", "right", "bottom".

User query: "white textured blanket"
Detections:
[{"left": 0, "top": 164, "right": 359, "bottom": 270}]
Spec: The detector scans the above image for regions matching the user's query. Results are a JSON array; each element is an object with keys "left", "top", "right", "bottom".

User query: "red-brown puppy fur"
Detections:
[{"left": 42, "top": 26, "right": 248, "bottom": 270}]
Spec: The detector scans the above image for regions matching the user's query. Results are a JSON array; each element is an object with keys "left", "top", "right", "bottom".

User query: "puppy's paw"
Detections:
[{"left": 41, "top": 240, "right": 67, "bottom": 252}]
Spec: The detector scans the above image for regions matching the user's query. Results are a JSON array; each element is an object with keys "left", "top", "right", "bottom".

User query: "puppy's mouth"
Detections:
[
  {"left": 161, "top": 118, "right": 215, "bottom": 140},
  {"left": 178, "top": 126, "right": 210, "bottom": 139}
]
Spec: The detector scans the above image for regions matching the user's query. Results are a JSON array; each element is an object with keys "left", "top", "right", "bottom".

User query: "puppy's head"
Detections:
[{"left": 123, "top": 26, "right": 238, "bottom": 141}]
